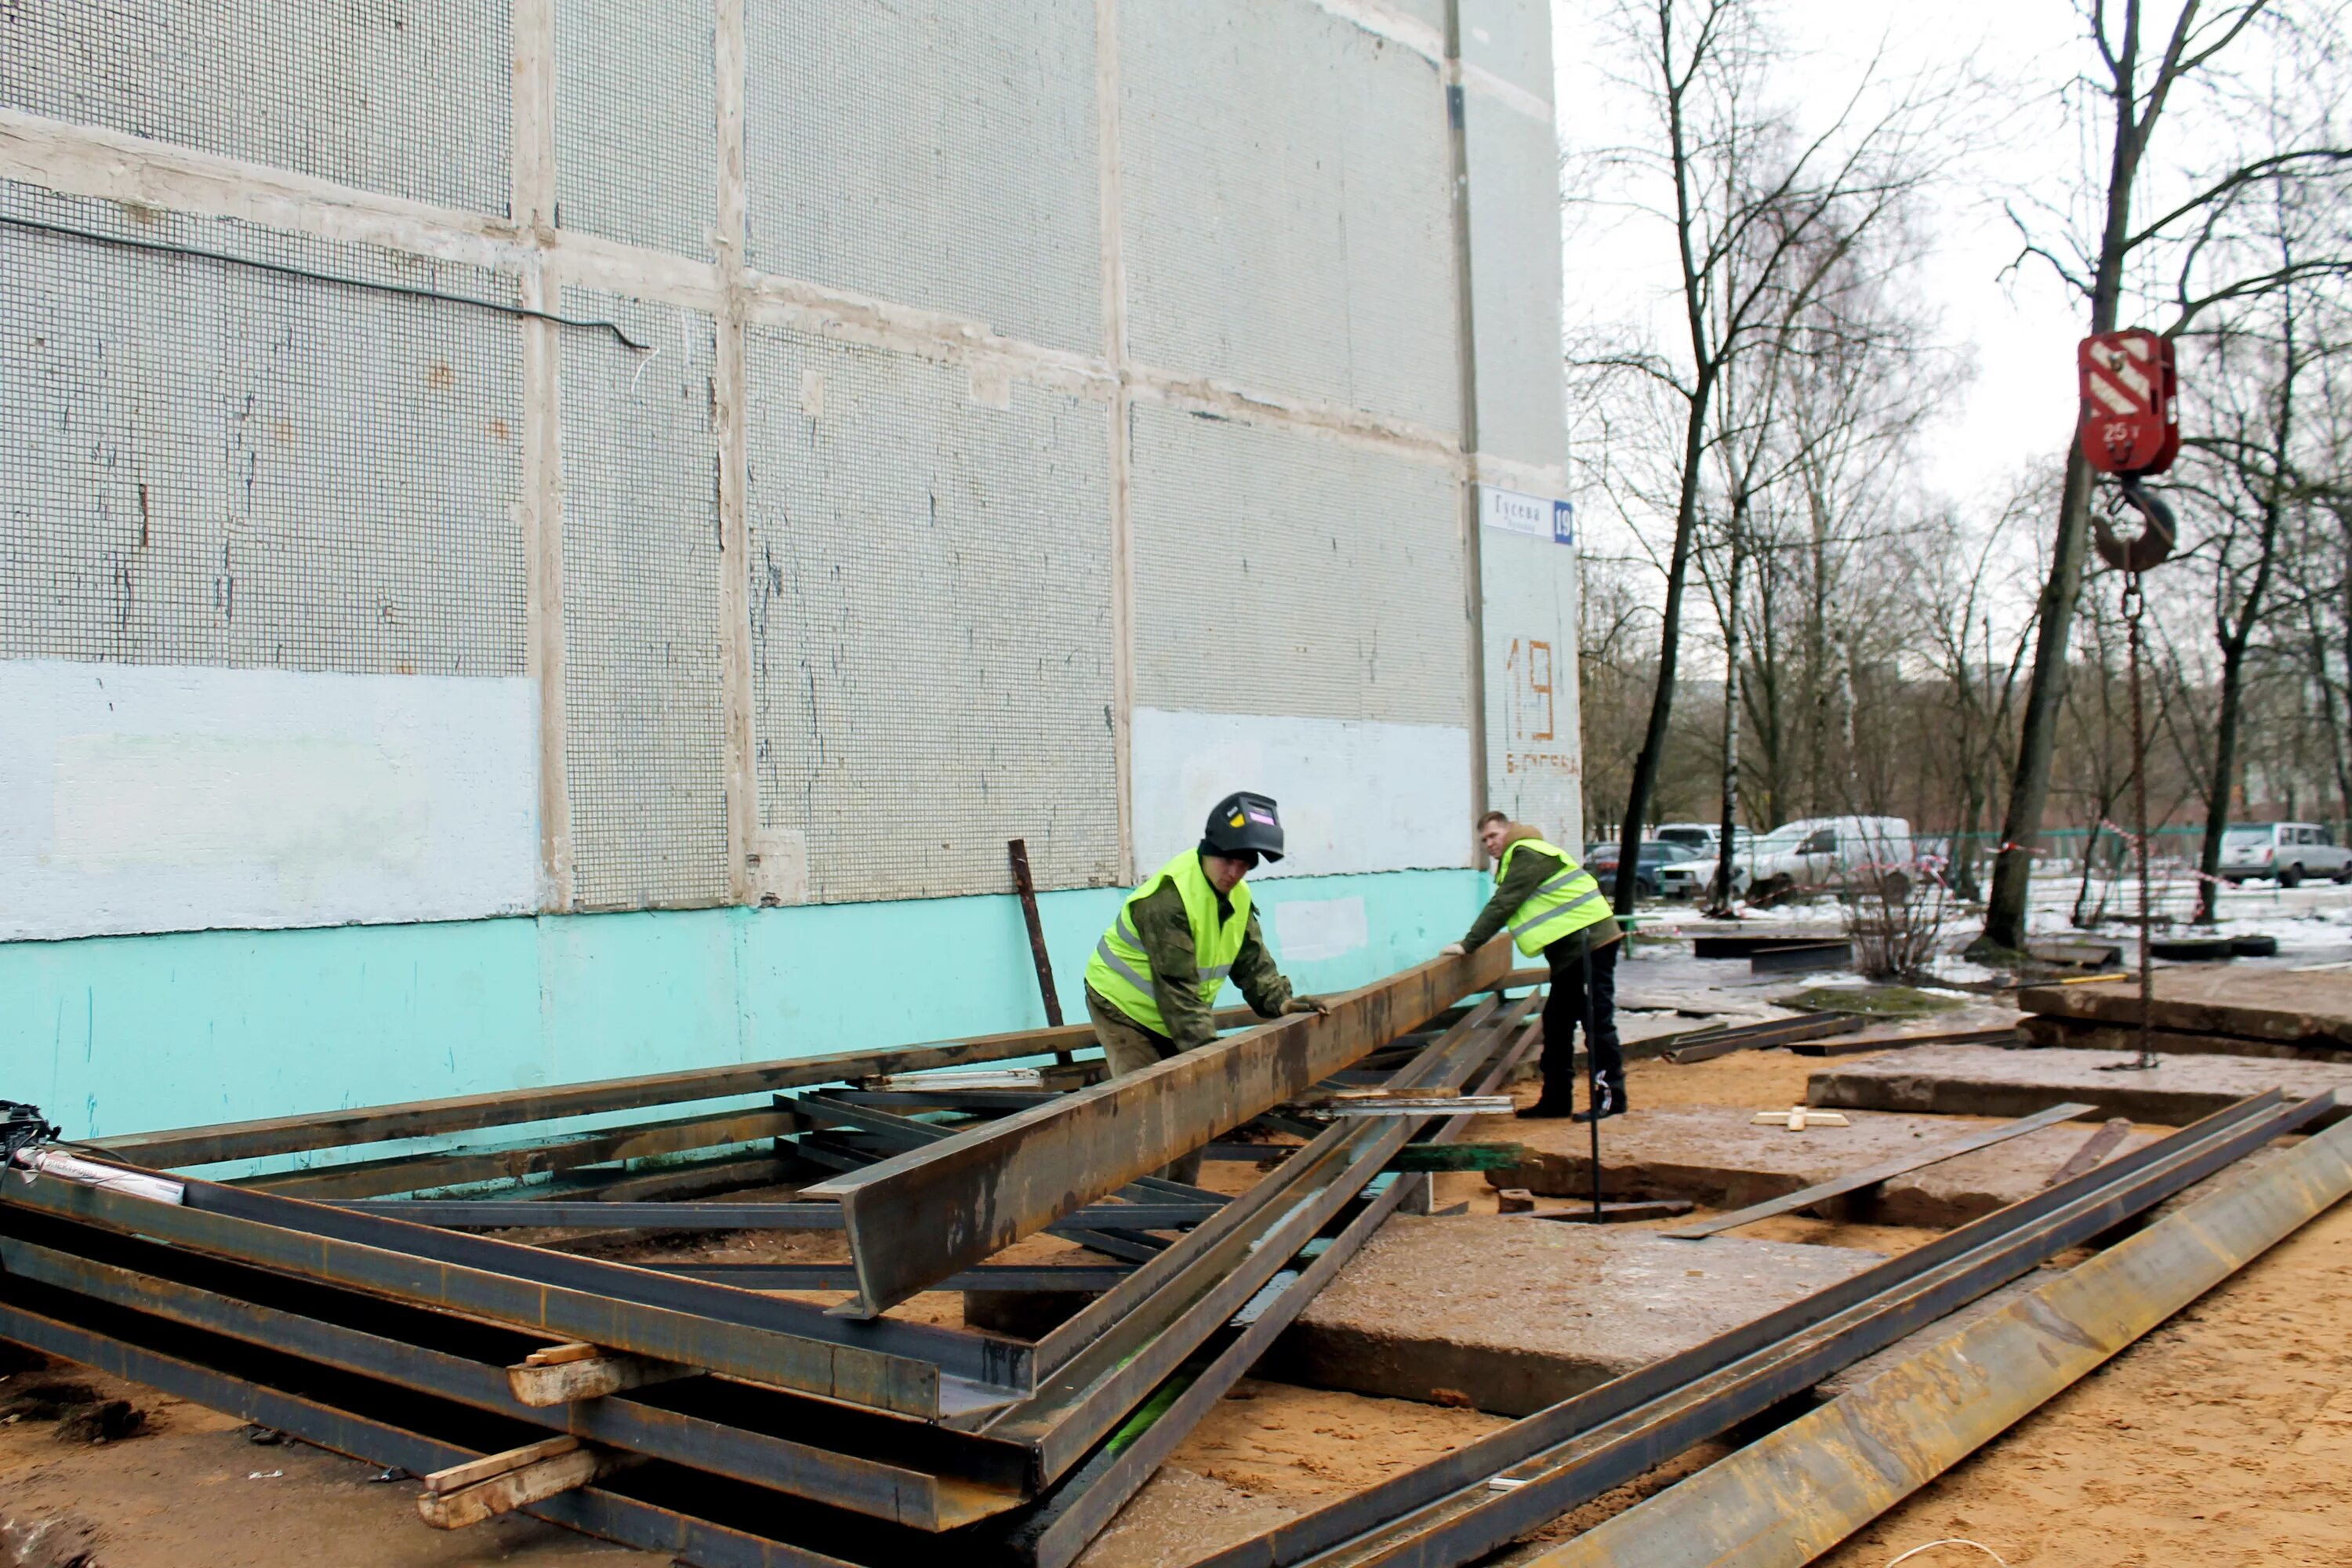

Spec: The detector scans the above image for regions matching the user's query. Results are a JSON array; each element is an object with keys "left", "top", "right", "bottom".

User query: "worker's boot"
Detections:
[
  {"left": 1515, "top": 1094, "right": 1576, "bottom": 1120},
  {"left": 1569, "top": 1073, "right": 1626, "bottom": 1123}
]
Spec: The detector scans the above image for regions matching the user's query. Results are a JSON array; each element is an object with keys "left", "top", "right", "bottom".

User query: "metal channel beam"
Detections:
[
  {"left": 1011, "top": 1003, "right": 1549, "bottom": 1568},
  {"left": 0, "top": 1227, "right": 1024, "bottom": 1530},
  {"left": 85, "top": 1012, "right": 1218, "bottom": 1171},
  {"left": 1658, "top": 1014, "right": 1860, "bottom": 1064},
  {"left": 1662, "top": 1102, "right": 2097, "bottom": 1236},
  {"left": 989, "top": 996, "right": 1539, "bottom": 1487},
  {"left": 0, "top": 1172, "right": 1013, "bottom": 1417},
  {"left": 328, "top": 1200, "right": 1222, "bottom": 1230},
  {"left": 808, "top": 946, "right": 1512, "bottom": 1316},
  {"left": 0, "top": 1290, "right": 952, "bottom": 1568},
  {"left": 1189, "top": 1088, "right": 2323, "bottom": 1568},
  {"left": 658, "top": 1263, "right": 1134, "bottom": 1292},
  {"left": 234, "top": 1105, "right": 802, "bottom": 1200},
  {"left": 1532, "top": 1111, "right": 2352, "bottom": 1568}
]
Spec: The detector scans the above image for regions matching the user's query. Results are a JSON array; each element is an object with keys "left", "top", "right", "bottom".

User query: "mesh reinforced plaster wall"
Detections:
[{"left": 0, "top": 0, "right": 1570, "bottom": 938}]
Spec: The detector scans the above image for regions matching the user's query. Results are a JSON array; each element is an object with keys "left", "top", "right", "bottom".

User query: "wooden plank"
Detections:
[
  {"left": 507, "top": 1348, "right": 694, "bottom": 1406},
  {"left": 2017, "top": 966, "right": 2352, "bottom": 1046},
  {"left": 1662, "top": 1102, "right": 2098, "bottom": 1238},
  {"left": 808, "top": 945, "right": 1512, "bottom": 1316},
  {"left": 423, "top": 1435, "right": 581, "bottom": 1494},
  {"left": 419, "top": 1444, "right": 639, "bottom": 1529}
]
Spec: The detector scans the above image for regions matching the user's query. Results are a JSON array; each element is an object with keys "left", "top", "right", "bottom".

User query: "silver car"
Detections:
[{"left": 2218, "top": 822, "right": 2352, "bottom": 886}]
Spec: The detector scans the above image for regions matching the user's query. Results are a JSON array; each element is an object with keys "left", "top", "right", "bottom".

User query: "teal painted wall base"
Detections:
[{"left": 0, "top": 869, "right": 1484, "bottom": 1144}]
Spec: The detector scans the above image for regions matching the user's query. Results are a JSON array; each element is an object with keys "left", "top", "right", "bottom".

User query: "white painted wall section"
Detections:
[
  {"left": 1129, "top": 708, "right": 1472, "bottom": 879},
  {"left": 1264, "top": 894, "right": 1369, "bottom": 962},
  {"left": 0, "top": 661, "right": 539, "bottom": 939}
]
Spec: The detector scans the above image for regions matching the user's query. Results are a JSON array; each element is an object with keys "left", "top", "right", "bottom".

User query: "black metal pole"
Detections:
[{"left": 1583, "top": 938, "right": 1601, "bottom": 1218}]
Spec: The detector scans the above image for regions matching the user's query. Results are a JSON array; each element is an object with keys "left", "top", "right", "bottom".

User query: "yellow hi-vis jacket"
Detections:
[
  {"left": 1496, "top": 837, "right": 1613, "bottom": 956},
  {"left": 1084, "top": 851, "right": 1250, "bottom": 1037}
]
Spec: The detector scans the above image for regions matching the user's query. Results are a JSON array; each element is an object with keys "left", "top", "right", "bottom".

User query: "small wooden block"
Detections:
[
  {"left": 1497, "top": 1188, "right": 1537, "bottom": 1214},
  {"left": 419, "top": 1443, "right": 636, "bottom": 1530},
  {"left": 423, "top": 1435, "right": 580, "bottom": 1496},
  {"left": 522, "top": 1341, "right": 603, "bottom": 1367},
  {"left": 506, "top": 1350, "right": 693, "bottom": 1407},
  {"left": 1752, "top": 1106, "right": 1849, "bottom": 1130}
]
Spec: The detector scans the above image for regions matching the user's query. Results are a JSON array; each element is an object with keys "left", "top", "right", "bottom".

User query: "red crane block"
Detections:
[{"left": 2078, "top": 330, "right": 2179, "bottom": 476}]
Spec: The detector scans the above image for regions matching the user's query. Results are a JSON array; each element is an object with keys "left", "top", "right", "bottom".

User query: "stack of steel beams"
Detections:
[{"left": 0, "top": 946, "right": 1530, "bottom": 1567}]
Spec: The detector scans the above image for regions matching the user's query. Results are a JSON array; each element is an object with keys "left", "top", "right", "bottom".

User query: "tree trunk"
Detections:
[
  {"left": 1712, "top": 535, "right": 1746, "bottom": 913},
  {"left": 1616, "top": 372, "right": 1714, "bottom": 911},
  {"left": 2195, "top": 634, "right": 2252, "bottom": 924}
]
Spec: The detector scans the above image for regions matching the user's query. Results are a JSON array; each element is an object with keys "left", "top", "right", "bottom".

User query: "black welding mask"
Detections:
[{"left": 1201, "top": 791, "right": 1285, "bottom": 862}]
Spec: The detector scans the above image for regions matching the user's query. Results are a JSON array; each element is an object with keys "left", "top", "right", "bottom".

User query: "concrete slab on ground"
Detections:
[
  {"left": 1808, "top": 1044, "right": 2352, "bottom": 1127},
  {"left": 1269, "top": 1217, "right": 1881, "bottom": 1416},
  {"left": 1489, "top": 1107, "right": 2158, "bottom": 1229},
  {"left": 2019, "top": 1014, "right": 2352, "bottom": 1064},
  {"left": 2017, "top": 964, "right": 2352, "bottom": 1045}
]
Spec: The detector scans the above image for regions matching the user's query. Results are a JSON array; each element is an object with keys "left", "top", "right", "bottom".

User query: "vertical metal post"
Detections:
[
  {"left": 2125, "top": 577, "right": 2155, "bottom": 1068},
  {"left": 1008, "top": 838, "right": 1073, "bottom": 1067},
  {"left": 1581, "top": 941, "right": 1601, "bottom": 1218},
  {"left": 1444, "top": 0, "right": 1487, "bottom": 845}
]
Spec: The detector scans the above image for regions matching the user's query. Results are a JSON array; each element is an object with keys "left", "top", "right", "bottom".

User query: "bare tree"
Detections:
[
  {"left": 1980, "top": 0, "right": 2352, "bottom": 951},
  {"left": 1581, "top": 0, "right": 1956, "bottom": 911}
]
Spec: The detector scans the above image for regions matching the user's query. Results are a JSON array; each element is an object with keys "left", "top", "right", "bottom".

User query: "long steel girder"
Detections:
[
  {"left": 1187, "top": 1087, "right": 2332, "bottom": 1568},
  {"left": 1530, "top": 1110, "right": 2352, "bottom": 1567},
  {"left": 808, "top": 944, "right": 1515, "bottom": 1316}
]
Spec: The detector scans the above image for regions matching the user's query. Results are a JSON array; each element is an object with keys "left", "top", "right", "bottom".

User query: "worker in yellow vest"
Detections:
[
  {"left": 1442, "top": 811, "right": 1624, "bottom": 1120},
  {"left": 1084, "top": 791, "right": 1329, "bottom": 1182}
]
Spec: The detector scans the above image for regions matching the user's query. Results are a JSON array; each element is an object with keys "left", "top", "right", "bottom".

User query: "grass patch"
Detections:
[{"left": 1780, "top": 985, "right": 1962, "bottom": 1020}]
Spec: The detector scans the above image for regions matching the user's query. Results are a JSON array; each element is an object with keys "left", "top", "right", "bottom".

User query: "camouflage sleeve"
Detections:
[
  {"left": 1461, "top": 848, "right": 1558, "bottom": 950},
  {"left": 1232, "top": 909, "right": 1296, "bottom": 1019},
  {"left": 1132, "top": 881, "right": 1215, "bottom": 1052}
]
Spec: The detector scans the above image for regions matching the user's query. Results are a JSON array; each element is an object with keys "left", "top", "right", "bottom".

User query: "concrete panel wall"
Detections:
[
  {"left": 1128, "top": 403, "right": 1465, "bottom": 726},
  {"left": 1120, "top": 0, "right": 1459, "bottom": 434},
  {"left": 742, "top": 0, "right": 1101, "bottom": 353},
  {"left": 744, "top": 330, "right": 1120, "bottom": 902},
  {"left": 1479, "top": 499, "right": 1584, "bottom": 848},
  {"left": 0, "top": 185, "right": 527, "bottom": 679},
  {"left": 1463, "top": 89, "right": 1567, "bottom": 469},
  {"left": 561, "top": 294, "right": 731, "bottom": 911},
  {"left": 0, "top": 0, "right": 512, "bottom": 213},
  {"left": 554, "top": 0, "right": 717, "bottom": 256}
]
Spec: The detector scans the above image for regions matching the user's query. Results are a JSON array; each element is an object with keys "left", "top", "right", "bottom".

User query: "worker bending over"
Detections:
[
  {"left": 1084, "top": 791, "right": 1329, "bottom": 1182},
  {"left": 1443, "top": 811, "right": 1624, "bottom": 1121}
]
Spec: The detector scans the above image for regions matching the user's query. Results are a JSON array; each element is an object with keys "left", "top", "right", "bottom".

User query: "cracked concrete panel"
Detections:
[
  {"left": 561, "top": 293, "right": 730, "bottom": 911},
  {"left": 742, "top": 0, "right": 1100, "bottom": 354},
  {"left": 744, "top": 328, "right": 1118, "bottom": 902},
  {"left": 1128, "top": 401, "right": 1465, "bottom": 728},
  {"left": 1465, "top": 92, "right": 1566, "bottom": 468},
  {"left": 1121, "top": 0, "right": 1459, "bottom": 434},
  {"left": 0, "top": 184, "right": 525, "bottom": 677},
  {"left": 554, "top": 0, "right": 718, "bottom": 257},
  {"left": 0, "top": 0, "right": 511, "bottom": 213}
]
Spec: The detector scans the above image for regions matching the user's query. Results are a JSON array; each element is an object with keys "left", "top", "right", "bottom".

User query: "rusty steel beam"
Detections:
[
  {"left": 806, "top": 946, "right": 1512, "bottom": 1317},
  {"left": 92, "top": 1007, "right": 1268, "bottom": 1171},
  {"left": 1530, "top": 1107, "right": 2352, "bottom": 1568}
]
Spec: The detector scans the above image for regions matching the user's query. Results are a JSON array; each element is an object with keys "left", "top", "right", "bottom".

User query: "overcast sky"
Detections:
[{"left": 1549, "top": 0, "right": 2096, "bottom": 517}]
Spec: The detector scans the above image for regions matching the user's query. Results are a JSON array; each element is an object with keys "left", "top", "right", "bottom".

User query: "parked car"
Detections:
[
  {"left": 2219, "top": 822, "right": 2352, "bottom": 886},
  {"left": 1582, "top": 840, "right": 1685, "bottom": 898},
  {"left": 1652, "top": 822, "right": 1721, "bottom": 858},
  {"left": 1740, "top": 815, "right": 1917, "bottom": 904},
  {"left": 1657, "top": 829, "right": 1757, "bottom": 900}
]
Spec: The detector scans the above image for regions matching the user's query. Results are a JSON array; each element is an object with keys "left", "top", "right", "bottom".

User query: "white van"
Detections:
[
  {"left": 1740, "top": 815, "right": 1918, "bottom": 903},
  {"left": 2218, "top": 822, "right": 2352, "bottom": 886}
]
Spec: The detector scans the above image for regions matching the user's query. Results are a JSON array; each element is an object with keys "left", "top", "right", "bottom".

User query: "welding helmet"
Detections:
[{"left": 1202, "top": 791, "right": 1285, "bottom": 862}]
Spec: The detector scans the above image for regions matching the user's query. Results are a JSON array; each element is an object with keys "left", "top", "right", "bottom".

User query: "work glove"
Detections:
[
  {"left": 1281, "top": 996, "right": 1330, "bottom": 1017},
  {"left": 1439, "top": 942, "right": 1466, "bottom": 958}
]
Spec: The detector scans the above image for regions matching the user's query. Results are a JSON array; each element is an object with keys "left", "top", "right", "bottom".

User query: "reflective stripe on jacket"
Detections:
[
  {"left": 1084, "top": 851, "right": 1252, "bottom": 1036},
  {"left": 1495, "top": 837, "right": 1613, "bottom": 957}
]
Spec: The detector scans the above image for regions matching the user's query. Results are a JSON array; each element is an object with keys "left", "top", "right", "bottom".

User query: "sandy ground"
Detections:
[{"left": 6, "top": 962, "right": 2347, "bottom": 1567}]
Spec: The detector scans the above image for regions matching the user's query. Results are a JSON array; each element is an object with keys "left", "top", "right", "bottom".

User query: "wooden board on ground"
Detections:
[{"left": 2016, "top": 964, "right": 2352, "bottom": 1047}]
